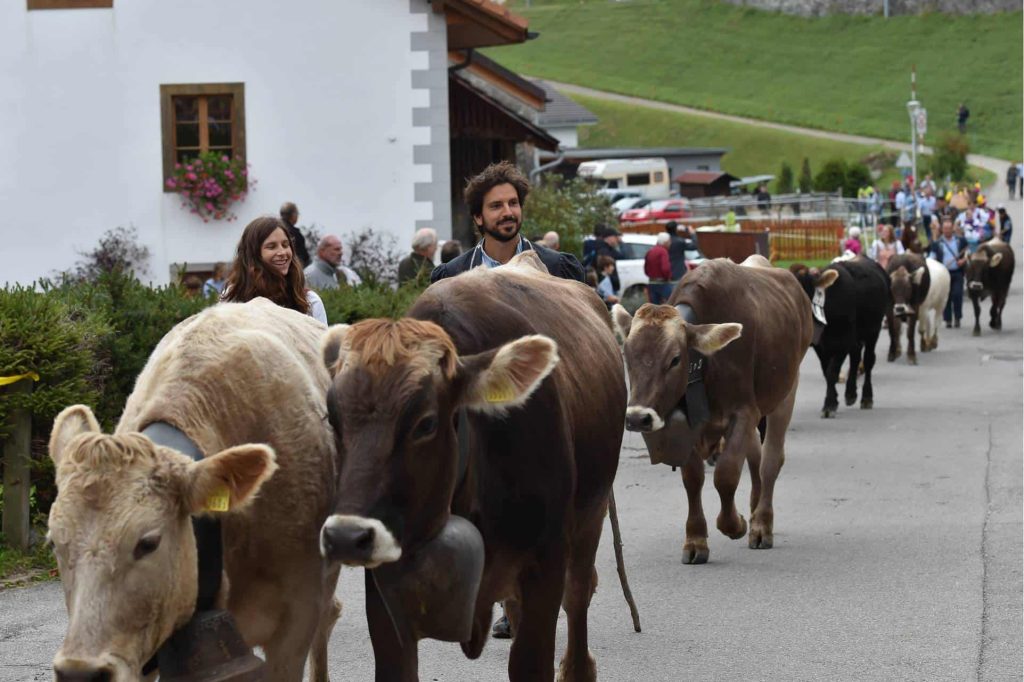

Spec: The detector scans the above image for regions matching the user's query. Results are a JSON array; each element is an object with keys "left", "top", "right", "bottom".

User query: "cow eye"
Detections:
[
  {"left": 669, "top": 355, "right": 681, "bottom": 369},
  {"left": 412, "top": 414, "right": 438, "bottom": 440},
  {"left": 133, "top": 532, "right": 162, "bottom": 560}
]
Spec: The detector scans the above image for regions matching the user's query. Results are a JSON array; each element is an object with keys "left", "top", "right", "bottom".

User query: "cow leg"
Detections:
[
  {"left": 263, "top": 591, "right": 325, "bottom": 682},
  {"left": 860, "top": 328, "right": 880, "bottom": 409},
  {"left": 714, "top": 411, "right": 757, "bottom": 541},
  {"left": 821, "top": 352, "right": 841, "bottom": 418},
  {"left": 918, "top": 307, "right": 931, "bottom": 352},
  {"left": 750, "top": 376, "right": 798, "bottom": 549},
  {"left": 680, "top": 450, "right": 709, "bottom": 564},
  {"left": 971, "top": 294, "right": 982, "bottom": 336},
  {"left": 366, "top": 569, "right": 418, "bottom": 682},
  {"left": 306, "top": 590, "right": 342, "bottom": 682},
  {"left": 746, "top": 437, "right": 763, "bottom": 526},
  {"left": 887, "top": 313, "right": 902, "bottom": 361},
  {"left": 557, "top": 507, "right": 604, "bottom": 682},
  {"left": 990, "top": 292, "right": 1005, "bottom": 330},
  {"left": 509, "top": 555, "right": 565, "bottom": 682},
  {"left": 906, "top": 314, "right": 918, "bottom": 365},
  {"left": 844, "top": 344, "right": 862, "bottom": 406}
]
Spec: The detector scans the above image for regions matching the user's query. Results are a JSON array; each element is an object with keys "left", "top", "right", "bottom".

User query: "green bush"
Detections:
[
  {"left": 522, "top": 176, "right": 616, "bottom": 258},
  {"left": 814, "top": 159, "right": 849, "bottom": 194},
  {"left": 799, "top": 158, "right": 813, "bottom": 193},
  {"left": 930, "top": 133, "right": 970, "bottom": 182},
  {"left": 844, "top": 162, "right": 873, "bottom": 199},
  {"left": 776, "top": 161, "right": 794, "bottom": 194},
  {"left": 319, "top": 282, "right": 425, "bottom": 324}
]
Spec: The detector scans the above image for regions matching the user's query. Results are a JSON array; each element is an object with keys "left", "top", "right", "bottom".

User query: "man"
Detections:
[
  {"left": 664, "top": 221, "right": 696, "bottom": 282},
  {"left": 957, "top": 103, "right": 970, "bottom": 134},
  {"left": 929, "top": 216, "right": 968, "bottom": 328},
  {"left": 918, "top": 189, "right": 937, "bottom": 245},
  {"left": 440, "top": 239, "right": 463, "bottom": 264},
  {"left": 398, "top": 228, "right": 438, "bottom": 285},
  {"left": 996, "top": 205, "right": 1013, "bottom": 243},
  {"left": 644, "top": 232, "right": 673, "bottom": 304},
  {"left": 280, "top": 202, "right": 311, "bottom": 268},
  {"left": 304, "top": 235, "right": 362, "bottom": 290},
  {"left": 919, "top": 173, "right": 937, "bottom": 196},
  {"left": 431, "top": 161, "right": 583, "bottom": 283},
  {"left": 1007, "top": 164, "right": 1019, "bottom": 200},
  {"left": 542, "top": 231, "right": 561, "bottom": 251},
  {"left": 587, "top": 225, "right": 624, "bottom": 293}
]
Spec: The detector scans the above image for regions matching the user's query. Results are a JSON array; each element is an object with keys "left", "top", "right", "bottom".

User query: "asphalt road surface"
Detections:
[{"left": 2, "top": 224, "right": 1021, "bottom": 682}]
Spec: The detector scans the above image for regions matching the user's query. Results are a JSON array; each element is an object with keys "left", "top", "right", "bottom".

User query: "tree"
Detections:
[
  {"left": 814, "top": 159, "right": 848, "bottom": 195},
  {"left": 65, "top": 226, "right": 150, "bottom": 283},
  {"left": 522, "top": 175, "right": 617, "bottom": 258},
  {"left": 798, "top": 158, "right": 813, "bottom": 193},
  {"left": 844, "top": 162, "right": 872, "bottom": 198},
  {"left": 930, "top": 134, "right": 969, "bottom": 182},
  {"left": 776, "top": 161, "right": 795, "bottom": 194}
]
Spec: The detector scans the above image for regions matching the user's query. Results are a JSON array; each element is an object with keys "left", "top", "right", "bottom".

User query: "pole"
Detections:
[
  {"left": 2, "top": 377, "right": 33, "bottom": 552},
  {"left": 608, "top": 488, "right": 641, "bottom": 633},
  {"left": 883, "top": 0, "right": 889, "bottom": 17},
  {"left": 908, "top": 66, "right": 919, "bottom": 192}
]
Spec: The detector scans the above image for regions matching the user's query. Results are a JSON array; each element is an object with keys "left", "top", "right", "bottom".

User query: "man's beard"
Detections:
[{"left": 482, "top": 216, "right": 521, "bottom": 243}]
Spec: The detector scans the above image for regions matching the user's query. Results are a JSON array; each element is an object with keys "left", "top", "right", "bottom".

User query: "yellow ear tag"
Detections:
[
  {"left": 204, "top": 485, "right": 231, "bottom": 512},
  {"left": 485, "top": 383, "right": 516, "bottom": 404}
]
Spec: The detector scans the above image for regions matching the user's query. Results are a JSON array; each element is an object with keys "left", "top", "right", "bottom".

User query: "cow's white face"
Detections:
[{"left": 47, "top": 406, "right": 276, "bottom": 681}]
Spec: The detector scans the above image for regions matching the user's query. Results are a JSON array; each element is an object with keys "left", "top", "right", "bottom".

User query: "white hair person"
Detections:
[
  {"left": 656, "top": 232, "right": 671, "bottom": 246},
  {"left": 411, "top": 228, "right": 438, "bottom": 254}
]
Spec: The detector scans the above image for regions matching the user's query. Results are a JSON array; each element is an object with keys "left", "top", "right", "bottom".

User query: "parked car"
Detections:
[
  {"left": 611, "top": 196, "right": 651, "bottom": 217},
  {"left": 597, "top": 188, "right": 642, "bottom": 205},
  {"left": 619, "top": 198, "right": 690, "bottom": 224},
  {"left": 585, "top": 233, "right": 705, "bottom": 313}
]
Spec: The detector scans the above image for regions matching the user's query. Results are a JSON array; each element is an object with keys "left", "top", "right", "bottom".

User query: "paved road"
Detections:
[{"left": 2, "top": 215, "right": 1020, "bottom": 681}]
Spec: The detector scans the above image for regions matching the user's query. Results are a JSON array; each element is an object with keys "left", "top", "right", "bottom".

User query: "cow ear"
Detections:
[
  {"left": 321, "top": 324, "right": 351, "bottom": 377},
  {"left": 458, "top": 335, "right": 559, "bottom": 415},
  {"left": 186, "top": 444, "right": 278, "bottom": 515},
  {"left": 990, "top": 253, "right": 1003, "bottom": 268},
  {"left": 817, "top": 269, "right": 840, "bottom": 289},
  {"left": 686, "top": 323, "right": 742, "bottom": 356},
  {"left": 611, "top": 304, "right": 633, "bottom": 340},
  {"left": 912, "top": 267, "right": 926, "bottom": 285},
  {"left": 49, "top": 405, "right": 101, "bottom": 467}
]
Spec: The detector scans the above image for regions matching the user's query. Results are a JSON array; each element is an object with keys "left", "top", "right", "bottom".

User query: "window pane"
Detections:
[
  {"left": 207, "top": 95, "right": 232, "bottom": 121},
  {"left": 209, "top": 121, "right": 232, "bottom": 147},
  {"left": 176, "top": 123, "right": 199, "bottom": 148},
  {"left": 176, "top": 149, "right": 199, "bottom": 164},
  {"left": 173, "top": 96, "right": 198, "bottom": 122}
]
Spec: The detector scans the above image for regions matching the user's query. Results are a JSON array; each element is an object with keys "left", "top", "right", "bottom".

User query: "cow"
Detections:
[
  {"left": 47, "top": 299, "right": 341, "bottom": 682},
  {"left": 901, "top": 221, "right": 925, "bottom": 254},
  {"left": 318, "top": 252, "right": 625, "bottom": 682},
  {"left": 917, "top": 257, "right": 951, "bottom": 351},
  {"left": 886, "top": 252, "right": 931, "bottom": 365},
  {"left": 965, "top": 240, "right": 1016, "bottom": 336},
  {"left": 790, "top": 256, "right": 889, "bottom": 417},
  {"left": 612, "top": 255, "right": 811, "bottom": 564}
]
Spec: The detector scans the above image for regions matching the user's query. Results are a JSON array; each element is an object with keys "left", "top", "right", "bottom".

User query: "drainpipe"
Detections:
[
  {"left": 530, "top": 149, "right": 565, "bottom": 183},
  {"left": 449, "top": 49, "right": 474, "bottom": 73}
]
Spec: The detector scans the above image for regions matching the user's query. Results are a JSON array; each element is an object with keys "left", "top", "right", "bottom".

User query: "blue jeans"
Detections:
[
  {"left": 944, "top": 269, "right": 964, "bottom": 322},
  {"left": 648, "top": 282, "right": 673, "bottom": 304}
]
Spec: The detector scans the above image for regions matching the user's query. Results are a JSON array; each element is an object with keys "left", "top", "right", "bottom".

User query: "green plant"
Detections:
[
  {"left": 166, "top": 151, "right": 253, "bottom": 222},
  {"left": 345, "top": 228, "right": 403, "bottom": 287},
  {"left": 930, "top": 133, "right": 970, "bottom": 182},
  {"left": 318, "top": 281, "right": 425, "bottom": 324},
  {"left": 522, "top": 175, "right": 616, "bottom": 258},
  {"left": 776, "top": 161, "right": 794, "bottom": 194},
  {"left": 64, "top": 226, "right": 150, "bottom": 283},
  {"left": 799, "top": 158, "right": 814, "bottom": 193},
  {"left": 844, "top": 162, "right": 873, "bottom": 199},
  {"left": 814, "top": 159, "right": 849, "bottom": 194}
]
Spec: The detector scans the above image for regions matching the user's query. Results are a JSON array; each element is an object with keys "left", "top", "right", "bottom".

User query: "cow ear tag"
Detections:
[
  {"left": 203, "top": 484, "right": 231, "bottom": 513},
  {"left": 485, "top": 382, "right": 516, "bottom": 404}
]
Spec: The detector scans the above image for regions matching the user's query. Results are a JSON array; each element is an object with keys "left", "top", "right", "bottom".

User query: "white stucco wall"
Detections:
[
  {"left": 0, "top": 0, "right": 444, "bottom": 285},
  {"left": 548, "top": 126, "right": 580, "bottom": 149}
]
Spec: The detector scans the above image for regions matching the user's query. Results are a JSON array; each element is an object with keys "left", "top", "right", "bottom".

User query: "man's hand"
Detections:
[{"left": 608, "top": 295, "right": 620, "bottom": 304}]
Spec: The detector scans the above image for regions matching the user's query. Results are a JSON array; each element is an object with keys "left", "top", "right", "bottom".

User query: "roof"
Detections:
[
  {"left": 730, "top": 174, "right": 775, "bottom": 188},
  {"left": 675, "top": 171, "right": 738, "bottom": 185},
  {"left": 450, "top": 72, "right": 559, "bottom": 152},
  {"left": 441, "top": 0, "right": 530, "bottom": 50},
  {"left": 531, "top": 80, "right": 598, "bottom": 127},
  {"left": 539, "top": 146, "right": 729, "bottom": 162},
  {"left": 450, "top": 51, "right": 546, "bottom": 110}
]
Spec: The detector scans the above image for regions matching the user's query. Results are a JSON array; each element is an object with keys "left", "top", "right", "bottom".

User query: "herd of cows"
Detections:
[{"left": 42, "top": 240, "right": 1015, "bottom": 681}]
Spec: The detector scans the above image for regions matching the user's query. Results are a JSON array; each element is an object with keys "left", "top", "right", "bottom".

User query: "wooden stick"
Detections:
[{"left": 607, "top": 488, "right": 641, "bottom": 633}]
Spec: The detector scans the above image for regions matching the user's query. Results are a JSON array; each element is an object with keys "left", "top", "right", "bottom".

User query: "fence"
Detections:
[{"left": 763, "top": 219, "right": 846, "bottom": 262}]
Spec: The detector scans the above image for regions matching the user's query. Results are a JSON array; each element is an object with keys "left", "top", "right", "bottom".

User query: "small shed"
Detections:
[{"left": 675, "top": 171, "right": 739, "bottom": 198}]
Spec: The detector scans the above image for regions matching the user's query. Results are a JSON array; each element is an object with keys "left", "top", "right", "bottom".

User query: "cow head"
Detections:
[
  {"left": 965, "top": 249, "right": 1003, "bottom": 293},
  {"left": 889, "top": 265, "right": 925, "bottom": 317},
  {"left": 612, "top": 304, "right": 741, "bottom": 432},
  {"left": 47, "top": 405, "right": 276, "bottom": 681},
  {"left": 319, "top": 319, "right": 558, "bottom": 567},
  {"left": 789, "top": 265, "right": 839, "bottom": 302}
]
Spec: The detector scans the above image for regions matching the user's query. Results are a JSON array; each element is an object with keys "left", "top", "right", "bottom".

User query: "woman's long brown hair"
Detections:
[{"left": 223, "top": 216, "right": 309, "bottom": 314}]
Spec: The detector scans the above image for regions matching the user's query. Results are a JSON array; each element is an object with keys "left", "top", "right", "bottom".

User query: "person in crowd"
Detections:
[
  {"left": 842, "top": 226, "right": 863, "bottom": 256},
  {"left": 918, "top": 189, "right": 937, "bottom": 244},
  {"left": 956, "top": 103, "right": 970, "bottom": 134},
  {"left": 304, "top": 234, "right": 362, "bottom": 290},
  {"left": 929, "top": 215, "right": 968, "bottom": 328},
  {"left": 181, "top": 274, "right": 203, "bottom": 299},
  {"left": 541, "top": 231, "right": 561, "bottom": 251},
  {"left": 956, "top": 200, "right": 986, "bottom": 250},
  {"left": 996, "top": 205, "right": 1013, "bottom": 243},
  {"left": 398, "top": 227, "right": 438, "bottom": 285},
  {"left": 440, "top": 239, "right": 463, "bottom": 264},
  {"left": 279, "top": 202, "right": 311, "bottom": 268},
  {"left": 756, "top": 183, "right": 772, "bottom": 213},
  {"left": 1017, "top": 161, "right": 1024, "bottom": 198},
  {"left": 1005, "top": 163, "right": 1019, "bottom": 199},
  {"left": 222, "top": 215, "right": 327, "bottom": 324},
  {"left": 595, "top": 255, "right": 619, "bottom": 307},
  {"left": 585, "top": 225, "right": 624, "bottom": 293},
  {"left": 888, "top": 180, "right": 902, "bottom": 228},
  {"left": 665, "top": 221, "right": 695, "bottom": 282},
  {"left": 644, "top": 232, "right": 673, "bottom": 304},
  {"left": 431, "top": 161, "right": 583, "bottom": 284},
  {"left": 919, "top": 173, "right": 937, "bottom": 195},
  {"left": 867, "top": 224, "right": 904, "bottom": 270},
  {"left": 202, "top": 262, "right": 227, "bottom": 297},
  {"left": 857, "top": 185, "right": 874, "bottom": 225}
]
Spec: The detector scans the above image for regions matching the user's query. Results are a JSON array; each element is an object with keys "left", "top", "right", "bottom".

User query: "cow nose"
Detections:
[
  {"left": 321, "top": 522, "right": 375, "bottom": 563},
  {"left": 54, "top": 666, "right": 113, "bottom": 682},
  {"left": 625, "top": 411, "right": 654, "bottom": 432}
]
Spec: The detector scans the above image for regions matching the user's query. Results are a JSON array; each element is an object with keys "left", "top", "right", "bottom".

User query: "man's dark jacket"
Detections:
[
  {"left": 430, "top": 239, "right": 584, "bottom": 284},
  {"left": 285, "top": 223, "right": 311, "bottom": 268},
  {"left": 398, "top": 252, "right": 434, "bottom": 285},
  {"left": 588, "top": 239, "right": 624, "bottom": 292}
]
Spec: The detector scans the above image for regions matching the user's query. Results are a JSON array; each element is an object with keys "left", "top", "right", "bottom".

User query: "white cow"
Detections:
[{"left": 919, "top": 257, "right": 951, "bottom": 352}]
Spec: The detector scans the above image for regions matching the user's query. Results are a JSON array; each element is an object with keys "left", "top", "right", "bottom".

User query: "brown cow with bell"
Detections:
[{"left": 613, "top": 255, "right": 811, "bottom": 564}]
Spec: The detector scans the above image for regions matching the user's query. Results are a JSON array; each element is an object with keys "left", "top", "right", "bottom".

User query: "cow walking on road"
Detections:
[
  {"left": 319, "top": 252, "right": 625, "bottom": 682},
  {"left": 791, "top": 256, "right": 890, "bottom": 417},
  {"left": 47, "top": 299, "right": 341, "bottom": 682},
  {"left": 613, "top": 255, "right": 811, "bottom": 564},
  {"left": 886, "top": 253, "right": 932, "bottom": 365},
  {"left": 965, "top": 240, "right": 1016, "bottom": 336}
]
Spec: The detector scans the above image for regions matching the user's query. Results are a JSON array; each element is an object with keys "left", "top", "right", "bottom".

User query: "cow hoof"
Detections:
[
  {"left": 844, "top": 394, "right": 857, "bottom": 407},
  {"left": 973, "top": 328, "right": 981, "bottom": 337},
  {"left": 821, "top": 407, "right": 836, "bottom": 419},
  {"left": 860, "top": 400, "right": 873, "bottom": 410},
  {"left": 681, "top": 540, "right": 710, "bottom": 565},
  {"left": 748, "top": 527, "right": 774, "bottom": 550},
  {"left": 717, "top": 513, "right": 747, "bottom": 540},
  {"left": 907, "top": 355, "right": 918, "bottom": 366},
  {"left": 557, "top": 649, "right": 597, "bottom": 682}
]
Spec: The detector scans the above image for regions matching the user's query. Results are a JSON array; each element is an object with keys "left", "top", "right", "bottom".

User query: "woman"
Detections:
[
  {"left": 867, "top": 223, "right": 904, "bottom": 270},
  {"left": 222, "top": 216, "right": 328, "bottom": 324}
]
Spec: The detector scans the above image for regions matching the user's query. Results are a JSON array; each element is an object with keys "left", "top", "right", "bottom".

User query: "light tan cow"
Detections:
[{"left": 47, "top": 298, "right": 340, "bottom": 682}]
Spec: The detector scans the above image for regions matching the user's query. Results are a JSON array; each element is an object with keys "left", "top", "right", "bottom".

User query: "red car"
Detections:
[{"left": 619, "top": 198, "right": 689, "bottom": 223}]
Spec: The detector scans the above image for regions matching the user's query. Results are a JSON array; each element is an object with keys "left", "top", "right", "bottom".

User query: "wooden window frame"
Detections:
[
  {"left": 159, "top": 83, "right": 246, "bottom": 192},
  {"left": 28, "top": 0, "right": 112, "bottom": 9}
]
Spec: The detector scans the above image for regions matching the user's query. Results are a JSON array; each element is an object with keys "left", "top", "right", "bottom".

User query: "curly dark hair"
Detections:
[
  {"left": 223, "top": 216, "right": 310, "bottom": 315},
  {"left": 463, "top": 161, "right": 530, "bottom": 220}
]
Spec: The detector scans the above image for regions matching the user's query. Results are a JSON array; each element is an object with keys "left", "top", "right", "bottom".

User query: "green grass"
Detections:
[
  {"left": 573, "top": 94, "right": 996, "bottom": 190},
  {"left": 489, "top": 0, "right": 1023, "bottom": 160},
  {"left": 0, "top": 541, "right": 56, "bottom": 588}
]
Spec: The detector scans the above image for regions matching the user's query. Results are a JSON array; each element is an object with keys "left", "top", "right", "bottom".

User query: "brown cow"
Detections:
[
  {"left": 319, "top": 252, "right": 625, "bottom": 681},
  {"left": 47, "top": 299, "right": 341, "bottom": 681},
  {"left": 965, "top": 240, "right": 1016, "bottom": 336},
  {"left": 612, "top": 255, "right": 811, "bottom": 563},
  {"left": 886, "top": 252, "right": 931, "bottom": 365}
]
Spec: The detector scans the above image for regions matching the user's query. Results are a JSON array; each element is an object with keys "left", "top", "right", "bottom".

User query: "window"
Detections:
[
  {"left": 626, "top": 173, "right": 651, "bottom": 186},
  {"left": 653, "top": 171, "right": 665, "bottom": 183},
  {"left": 27, "top": 0, "right": 112, "bottom": 8},
  {"left": 160, "top": 83, "right": 245, "bottom": 191}
]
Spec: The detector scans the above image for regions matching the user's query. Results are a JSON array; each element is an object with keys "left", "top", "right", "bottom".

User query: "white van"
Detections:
[{"left": 578, "top": 158, "right": 670, "bottom": 200}]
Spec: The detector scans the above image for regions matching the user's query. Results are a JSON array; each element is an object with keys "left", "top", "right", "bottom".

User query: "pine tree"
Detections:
[
  {"left": 777, "top": 162, "right": 795, "bottom": 194},
  {"left": 798, "top": 158, "right": 813, "bottom": 193}
]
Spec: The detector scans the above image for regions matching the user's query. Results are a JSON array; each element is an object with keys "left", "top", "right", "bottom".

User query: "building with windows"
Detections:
[{"left": 2, "top": 0, "right": 547, "bottom": 285}]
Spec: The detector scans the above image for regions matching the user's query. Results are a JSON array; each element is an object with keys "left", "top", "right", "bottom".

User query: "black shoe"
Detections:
[
  {"left": 955, "top": 319, "right": 961, "bottom": 328},
  {"left": 492, "top": 615, "right": 513, "bottom": 639},
  {"left": 945, "top": 320, "right": 952, "bottom": 328}
]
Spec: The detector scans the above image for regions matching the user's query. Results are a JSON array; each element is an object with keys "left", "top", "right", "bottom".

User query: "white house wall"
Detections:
[{"left": 0, "top": 0, "right": 448, "bottom": 285}]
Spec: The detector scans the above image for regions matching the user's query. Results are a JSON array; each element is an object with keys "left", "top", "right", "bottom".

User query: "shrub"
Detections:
[
  {"left": 799, "top": 158, "right": 813, "bottom": 193},
  {"left": 346, "top": 228, "right": 403, "bottom": 287},
  {"left": 522, "top": 176, "right": 616, "bottom": 258},
  {"left": 318, "top": 281, "right": 425, "bottom": 324},
  {"left": 64, "top": 226, "right": 150, "bottom": 283},
  {"left": 844, "top": 162, "right": 873, "bottom": 198},
  {"left": 814, "top": 159, "right": 849, "bottom": 194},
  {"left": 776, "top": 162, "right": 795, "bottom": 194},
  {"left": 165, "top": 151, "right": 253, "bottom": 222},
  {"left": 930, "top": 134, "right": 969, "bottom": 182}
]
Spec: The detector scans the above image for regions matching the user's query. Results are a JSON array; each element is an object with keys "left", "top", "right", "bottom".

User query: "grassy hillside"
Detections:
[
  {"left": 488, "top": 0, "right": 1023, "bottom": 161},
  {"left": 573, "top": 94, "right": 996, "bottom": 190}
]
